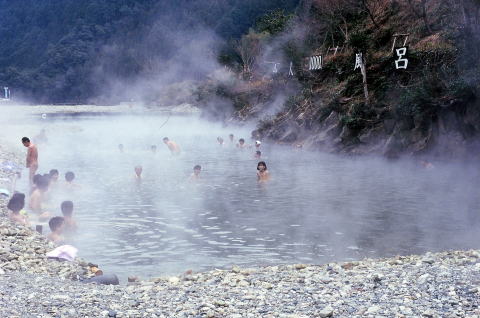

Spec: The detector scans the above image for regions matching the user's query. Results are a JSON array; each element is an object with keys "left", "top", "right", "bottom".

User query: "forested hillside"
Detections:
[
  {"left": 197, "top": 0, "right": 480, "bottom": 158},
  {"left": 0, "top": 0, "right": 298, "bottom": 103},
  {"left": 3, "top": 0, "right": 480, "bottom": 157}
]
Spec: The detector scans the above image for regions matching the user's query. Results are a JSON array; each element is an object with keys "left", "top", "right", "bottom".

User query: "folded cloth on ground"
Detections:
[
  {"left": 46, "top": 245, "right": 78, "bottom": 262},
  {"left": 0, "top": 188, "right": 9, "bottom": 197}
]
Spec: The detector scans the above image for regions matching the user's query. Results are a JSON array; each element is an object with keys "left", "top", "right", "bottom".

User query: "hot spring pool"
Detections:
[{"left": 12, "top": 114, "right": 480, "bottom": 280}]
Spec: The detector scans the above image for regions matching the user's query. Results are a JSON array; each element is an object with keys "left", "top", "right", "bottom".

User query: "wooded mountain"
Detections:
[{"left": 0, "top": 0, "right": 299, "bottom": 103}]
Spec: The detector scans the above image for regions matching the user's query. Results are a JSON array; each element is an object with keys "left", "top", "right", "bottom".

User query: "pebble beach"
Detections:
[{"left": 1, "top": 123, "right": 480, "bottom": 317}]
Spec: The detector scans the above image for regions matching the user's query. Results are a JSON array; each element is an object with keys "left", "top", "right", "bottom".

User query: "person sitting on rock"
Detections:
[
  {"left": 61, "top": 201, "right": 77, "bottom": 232},
  {"left": 257, "top": 161, "right": 270, "bottom": 182},
  {"left": 29, "top": 175, "right": 52, "bottom": 221},
  {"left": 47, "top": 216, "right": 65, "bottom": 244},
  {"left": 7, "top": 192, "right": 29, "bottom": 226}
]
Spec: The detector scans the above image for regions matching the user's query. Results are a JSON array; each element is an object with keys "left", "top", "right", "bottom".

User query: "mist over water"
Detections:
[{"left": 6, "top": 113, "right": 480, "bottom": 279}]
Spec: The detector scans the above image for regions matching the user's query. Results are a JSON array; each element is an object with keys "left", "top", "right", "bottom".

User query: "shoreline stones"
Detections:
[{"left": 1, "top": 251, "right": 480, "bottom": 317}]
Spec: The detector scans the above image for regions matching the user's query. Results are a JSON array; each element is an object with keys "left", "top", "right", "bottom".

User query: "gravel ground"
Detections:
[
  {"left": 0, "top": 251, "right": 479, "bottom": 317},
  {"left": 1, "top": 131, "right": 480, "bottom": 317}
]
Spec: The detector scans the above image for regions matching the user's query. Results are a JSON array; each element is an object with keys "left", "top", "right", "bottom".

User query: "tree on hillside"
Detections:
[
  {"left": 311, "top": 0, "right": 361, "bottom": 47},
  {"left": 360, "top": 0, "right": 382, "bottom": 29},
  {"left": 235, "top": 29, "right": 268, "bottom": 80},
  {"left": 406, "top": 0, "right": 433, "bottom": 33},
  {"left": 255, "top": 9, "right": 294, "bottom": 35}
]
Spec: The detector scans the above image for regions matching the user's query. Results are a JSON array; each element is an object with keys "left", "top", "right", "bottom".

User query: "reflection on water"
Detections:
[{"left": 15, "top": 115, "right": 480, "bottom": 278}]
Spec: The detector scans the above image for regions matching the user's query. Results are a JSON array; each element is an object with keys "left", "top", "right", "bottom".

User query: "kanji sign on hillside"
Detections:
[
  {"left": 354, "top": 53, "right": 363, "bottom": 70},
  {"left": 308, "top": 56, "right": 323, "bottom": 70},
  {"left": 394, "top": 47, "right": 408, "bottom": 70}
]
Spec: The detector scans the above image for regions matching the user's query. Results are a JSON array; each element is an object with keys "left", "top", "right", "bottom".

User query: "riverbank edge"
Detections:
[
  {"left": 1, "top": 129, "right": 480, "bottom": 317},
  {"left": 0, "top": 103, "right": 202, "bottom": 116}
]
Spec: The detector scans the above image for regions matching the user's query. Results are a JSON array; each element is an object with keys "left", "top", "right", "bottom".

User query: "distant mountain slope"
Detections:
[{"left": 0, "top": 0, "right": 299, "bottom": 103}]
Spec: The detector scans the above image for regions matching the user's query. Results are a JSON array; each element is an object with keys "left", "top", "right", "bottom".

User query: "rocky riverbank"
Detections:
[
  {"left": 0, "top": 144, "right": 90, "bottom": 281},
  {"left": 0, "top": 246, "right": 479, "bottom": 317}
]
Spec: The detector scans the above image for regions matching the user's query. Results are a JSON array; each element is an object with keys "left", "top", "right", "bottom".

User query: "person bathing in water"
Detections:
[
  {"left": 237, "top": 138, "right": 247, "bottom": 149},
  {"left": 118, "top": 144, "right": 124, "bottom": 153},
  {"left": 64, "top": 171, "right": 79, "bottom": 188},
  {"left": 151, "top": 145, "right": 157, "bottom": 154},
  {"left": 190, "top": 165, "right": 202, "bottom": 181},
  {"left": 7, "top": 192, "right": 29, "bottom": 226},
  {"left": 134, "top": 165, "right": 143, "bottom": 179},
  {"left": 22, "top": 137, "right": 38, "bottom": 189},
  {"left": 29, "top": 175, "right": 52, "bottom": 221},
  {"left": 61, "top": 201, "right": 77, "bottom": 232},
  {"left": 47, "top": 216, "right": 65, "bottom": 244},
  {"left": 229, "top": 134, "right": 235, "bottom": 144},
  {"left": 255, "top": 151, "right": 262, "bottom": 159},
  {"left": 217, "top": 137, "right": 224, "bottom": 146},
  {"left": 163, "top": 137, "right": 181, "bottom": 154},
  {"left": 257, "top": 161, "right": 270, "bottom": 182},
  {"left": 30, "top": 174, "right": 42, "bottom": 194},
  {"left": 49, "top": 169, "right": 59, "bottom": 184}
]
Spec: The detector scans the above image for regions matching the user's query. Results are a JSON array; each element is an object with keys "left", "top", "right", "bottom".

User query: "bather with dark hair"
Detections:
[
  {"left": 64, "top": 171, "right": 81, "bottom": 189},
  {"left": 29, "top": 175, "right": 52, "bottom": 221},
  {"left": 7, "top": 192, "right": 28, "bottom": 226},
  {"left": 163, "top": 137, "right": 181, "bottom": 154},
  {"left": 47, "top": 216, "right": 65, "bottom": 244},
  {"left": 65, "top": 171, "right": 75, "bottom": 182},
  {"left": 237, "top": 138, "right": 246, "bottom": 148},
  {"left": 61, "top": 201, "right": 77, "bottom": 232},
  {"left": 257, "top": 161, "right": 270, "bottom": 182},
  {"left": 49, "top": 169, "right": 59, "bottom": 183},
  {"left": 190, "top": 165, "right": 202, "bottom": 181},
  {"left": 22, "top": 136, "right": 38, "bottom": 188}
]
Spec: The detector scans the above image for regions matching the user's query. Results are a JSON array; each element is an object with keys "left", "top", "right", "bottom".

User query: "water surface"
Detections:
[{"left": 13, "top": 114, "right": 480, "bottom": 279}]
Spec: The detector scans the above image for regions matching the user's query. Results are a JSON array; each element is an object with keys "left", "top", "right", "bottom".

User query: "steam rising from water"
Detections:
[{"left": 2, "top": 110, "right": 480, "bottom": 278}]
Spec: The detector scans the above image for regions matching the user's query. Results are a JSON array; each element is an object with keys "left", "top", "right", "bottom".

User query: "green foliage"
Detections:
[
  {"left": 284, "top": 95, "right": 302, "bottom": 110},
  {"left": 447, "top": 79, "right": 476, "bottom": 101},
  {"left": 373, "top": 28, "right": 393, "bottom": 49},
  {"left": 348, "top": 31, "right": 370, "bottom": 53},
  {"left": 341, "top": 102, "right": 376, "bottom": 131},
  {"left": 255, "top": 9, "right": 294, "bottom": 35},
  {"left": 395, "top": 70, "right": 449, "bottom": 121}
]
